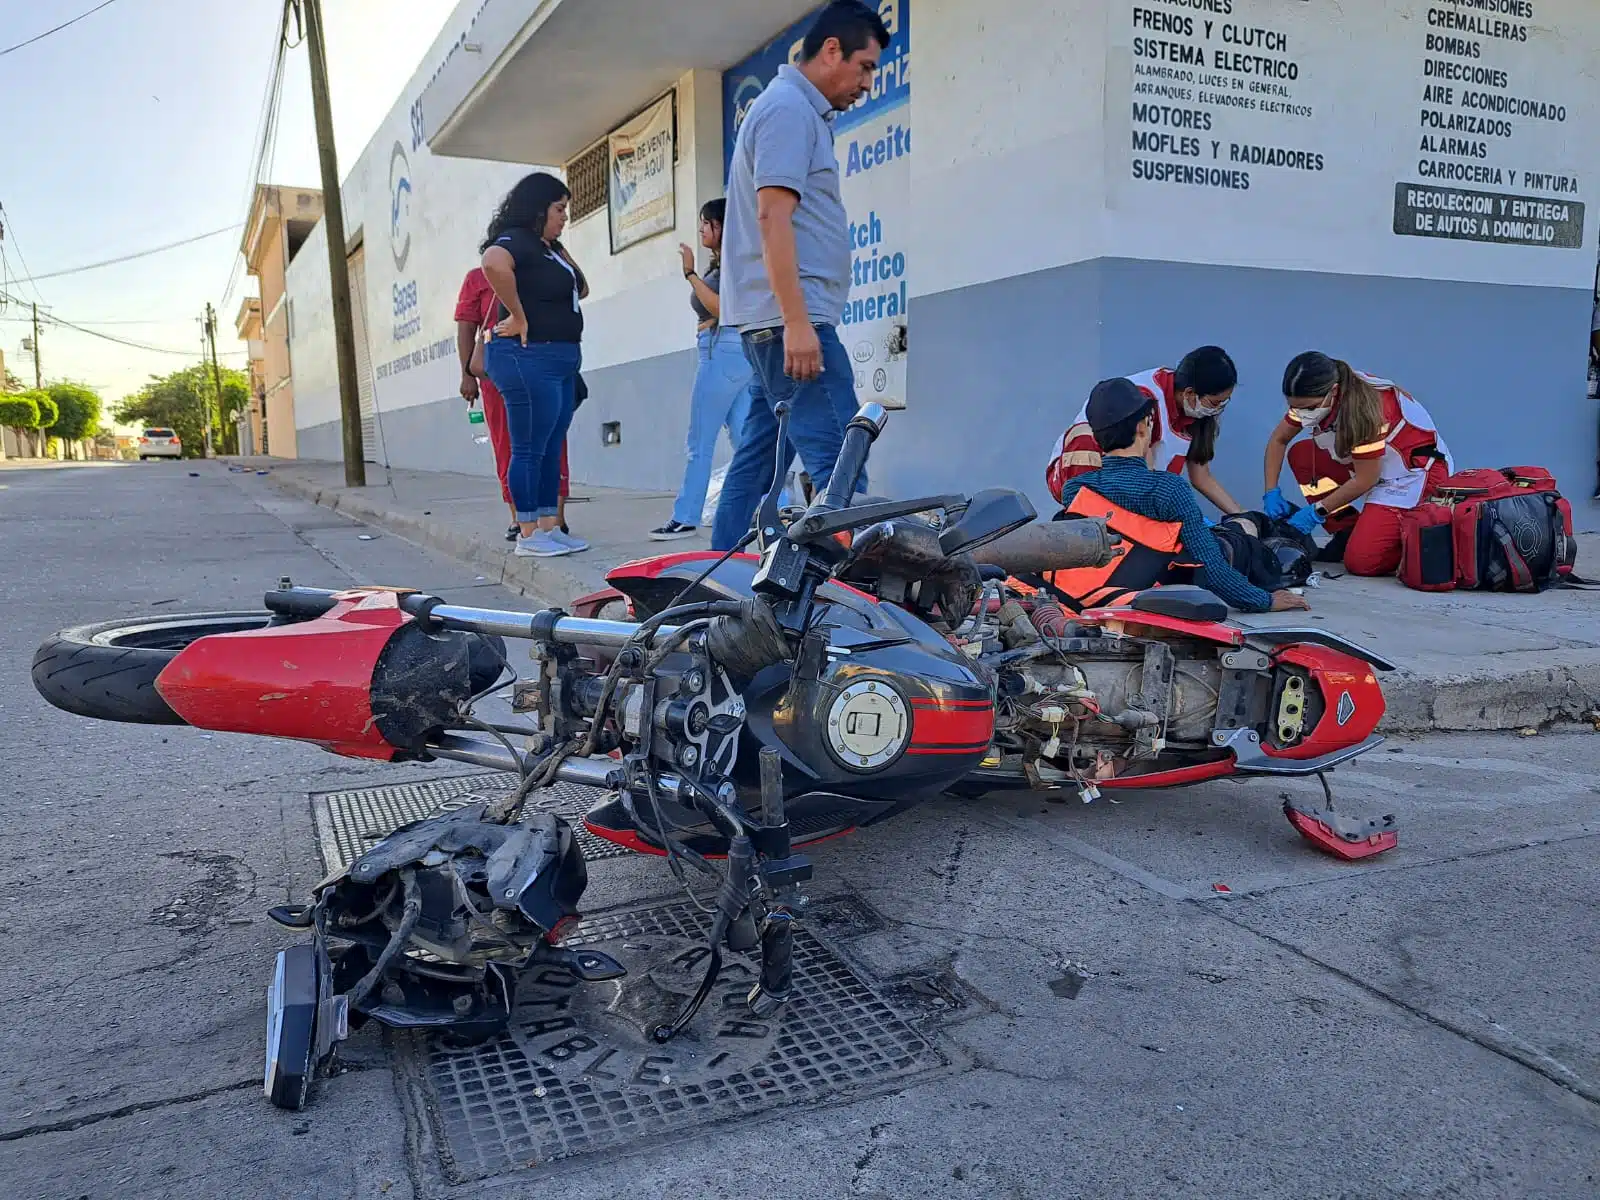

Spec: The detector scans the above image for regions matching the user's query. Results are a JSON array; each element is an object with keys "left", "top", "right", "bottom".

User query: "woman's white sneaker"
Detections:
[
  {"left": 514, "top": 531, "right": 573, "bottom": 558},
  {"left": 548, "top": 528, "right": 590, "bottom": 553}
]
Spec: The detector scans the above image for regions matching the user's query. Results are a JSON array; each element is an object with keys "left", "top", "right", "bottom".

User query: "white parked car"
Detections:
[{"left": 139, "top": 428, "right": 182, "bottom": 460}]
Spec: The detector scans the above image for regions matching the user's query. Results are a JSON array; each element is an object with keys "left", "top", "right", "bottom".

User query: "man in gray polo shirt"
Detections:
[{"left": 710, "top": 1, "right": 890, "bottom": 551}]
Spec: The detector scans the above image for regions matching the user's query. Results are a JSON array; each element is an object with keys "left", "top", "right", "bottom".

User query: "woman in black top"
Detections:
[{"left": 480, "top": 172, "right": 589, "bottom": 558}]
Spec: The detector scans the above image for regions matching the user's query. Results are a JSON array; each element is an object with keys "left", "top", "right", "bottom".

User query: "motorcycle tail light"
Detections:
[{"left": 546, "top": 914, "right": 582, "bottom": 944}]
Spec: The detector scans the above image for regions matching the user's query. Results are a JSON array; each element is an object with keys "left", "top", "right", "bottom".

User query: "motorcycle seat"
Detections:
[{"left": 1128, "top": 586, "right": 1227, "bottom": 623}]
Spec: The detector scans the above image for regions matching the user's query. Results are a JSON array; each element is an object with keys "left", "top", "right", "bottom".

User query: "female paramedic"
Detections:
[
  {"left": 1046, "top": 345, "right": 1245, "bottom": 516},
  {"left": 1262, "top": 351, "right": 1455, "bottom": 577}
]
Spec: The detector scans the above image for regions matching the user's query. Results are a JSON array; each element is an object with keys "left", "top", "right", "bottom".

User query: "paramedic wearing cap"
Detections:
[
  {"left": 1046, "top": 346, "right": 1245, "bottom": 515},
  {"left": 1047, "top": 379, "right": 1311, "bottom": 614},
  {"left": 1262, "top": 352, "right": 1454, "bottom": 577}
]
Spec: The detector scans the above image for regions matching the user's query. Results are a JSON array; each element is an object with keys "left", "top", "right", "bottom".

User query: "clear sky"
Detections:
[{"left": 0, "top": 0, "right": 453, "bottom": 405}]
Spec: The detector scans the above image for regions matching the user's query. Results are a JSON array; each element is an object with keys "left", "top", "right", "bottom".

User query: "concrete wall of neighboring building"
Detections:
[
  {"left": 243, "top": 185, "right": 322, "bottom": 459},
  {"left": 235, "top": 297, "right": 266, "bottom": 457}
]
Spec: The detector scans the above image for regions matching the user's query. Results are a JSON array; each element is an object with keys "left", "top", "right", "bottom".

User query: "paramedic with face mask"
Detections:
[
  {"left": 1262, "top": 351, "right": 1455, "bottom": 577},
  {"left": 1046, "top": 345, "right": 1245, "bottom": 516}
]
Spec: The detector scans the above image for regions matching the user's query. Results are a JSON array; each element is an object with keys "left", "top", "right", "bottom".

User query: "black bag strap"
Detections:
[{"left": 1488, "top": 516, "right": 1537, "bottom": 592}]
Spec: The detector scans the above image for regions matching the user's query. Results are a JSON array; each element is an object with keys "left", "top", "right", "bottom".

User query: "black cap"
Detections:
[{"left": 1085, "top": 377, "right": 1151, "bottom": 437}]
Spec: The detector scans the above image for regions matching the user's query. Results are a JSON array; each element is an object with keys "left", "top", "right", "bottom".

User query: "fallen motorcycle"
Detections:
[
  {"left": 33, "top": 403, "right": 1041, "bottom": 1111},
  {"left": 569, "top": 488, "right": 1399, "bottom": 861}
]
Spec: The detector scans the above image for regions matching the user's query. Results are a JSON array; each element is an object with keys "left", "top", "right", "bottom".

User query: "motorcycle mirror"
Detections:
[{"left": 938, "top": 488, "right": 1038, "bottom": 556}]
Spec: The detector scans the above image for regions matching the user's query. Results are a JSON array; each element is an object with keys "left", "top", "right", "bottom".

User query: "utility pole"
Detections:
[
  {"left": 30, "top": 303, "right": 43, "bottom": 457},
  {"left": 205, "top": 302, "right": 226, "bottom": 456},
  {"left": 300, "top": 0, "right": 365, "bottom": 486}
]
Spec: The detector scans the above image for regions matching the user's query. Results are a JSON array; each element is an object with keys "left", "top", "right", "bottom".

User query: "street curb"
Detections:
[
  {"left": 267, "top": 470, "right": 1598, "bottom": 736},
  {"left": 268, "top": 472, "right": 610, "bottom": 610}
]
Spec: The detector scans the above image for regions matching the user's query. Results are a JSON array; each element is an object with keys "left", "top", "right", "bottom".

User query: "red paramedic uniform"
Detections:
[
  {"left": 1281, "top": 371, "right": 1454, "bottom": 577},
  {"left": 1046, "top": 368, "right": 1201, "bottom": 504}
]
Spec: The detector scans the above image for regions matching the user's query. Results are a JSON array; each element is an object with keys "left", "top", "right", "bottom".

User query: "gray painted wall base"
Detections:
[
  {"left": 902, "top": 257, "right": 1599, "bottom": 529},
  {"left": 299, "top": 346, "right": 725, "bottom": 504},
  {"left": 300, "top": 258, "right": 1599, "bottom": 533}
]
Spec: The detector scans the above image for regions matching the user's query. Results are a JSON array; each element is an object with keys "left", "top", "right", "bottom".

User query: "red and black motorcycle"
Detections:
[{"left": 31, "top": 402, "right": 1394, "bottom": 1111}]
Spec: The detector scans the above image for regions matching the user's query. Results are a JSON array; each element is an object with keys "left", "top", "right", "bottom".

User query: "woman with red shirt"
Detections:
[{"left": 1263, "top": 351, "right": 1454, "bottom": 577}]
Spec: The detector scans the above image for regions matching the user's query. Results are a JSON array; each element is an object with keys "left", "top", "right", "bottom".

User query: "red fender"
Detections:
[{"left": 155, "top": 590, "right": 417, "bottom": 760}]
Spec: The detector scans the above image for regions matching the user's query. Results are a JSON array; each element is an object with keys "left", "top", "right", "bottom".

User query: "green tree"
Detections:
[
  {"left": 9, "top": 389, "right": 57, "bottom": 457},
  {"left": 0, "top": 393, "right": 39, "bottom": 457},
  {"left": 116, "top": 366, "right": 216, "bottom": 457},
  {"left": 43, "top": 382, "right": 102, "bottom": 457}
]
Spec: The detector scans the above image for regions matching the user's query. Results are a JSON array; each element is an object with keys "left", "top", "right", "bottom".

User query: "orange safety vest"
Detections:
[{"left": 1043, "top": 487, "right": 1196, "bottom": 609}]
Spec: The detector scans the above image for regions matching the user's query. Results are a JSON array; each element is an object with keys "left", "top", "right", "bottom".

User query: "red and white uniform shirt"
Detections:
[
  {"left": 1045, "top": 368, "right": 1199, "bottom": 504},
  {"left": 1277, "top": 371, "right": 1454, "bottom": 510}
]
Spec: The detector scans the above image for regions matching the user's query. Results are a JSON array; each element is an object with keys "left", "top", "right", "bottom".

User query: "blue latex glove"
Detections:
[
  {"left": 1263, "top": 488, "right": 1293, "bottom": 519},
  {"left": 1286, "top": 504, "right": 1324, "bottom": 535}
]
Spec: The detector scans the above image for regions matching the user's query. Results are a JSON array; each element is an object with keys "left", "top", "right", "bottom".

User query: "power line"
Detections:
[
  {"left": 221, "top": 3, "right": 293, "bottom": 309},
  {"left": 0, "top": 202, "right": 47, "bottom": 305},
  {"left": 0, "top": 0, "right": 124, "bottom": 59},
  {"left": 6, "top": 224, "right": 243, "bottom": 285}
]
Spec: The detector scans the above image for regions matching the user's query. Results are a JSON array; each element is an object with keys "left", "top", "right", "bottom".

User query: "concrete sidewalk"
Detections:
[{"left": 246, "top": 457, "right": 1600, "bottom": 734}]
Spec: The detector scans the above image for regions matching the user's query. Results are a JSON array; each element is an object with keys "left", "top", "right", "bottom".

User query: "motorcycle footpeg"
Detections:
[
  {"left": 530, "top": 942, "right": 627, "bottom": 983},
  {"left": 267, "top": 904, "right": 315, "bottom": 930},
  {"left": 1283, "top": 798, "right": 1398, "bottom": 861}
]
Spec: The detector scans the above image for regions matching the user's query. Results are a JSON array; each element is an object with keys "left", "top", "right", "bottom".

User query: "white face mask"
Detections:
[
  {"left": 1290, "top": 404, "right": 1332, "bottom": 429},
  {"left": 1184, "top": 397, "right": 1225, "bottom": 419}
]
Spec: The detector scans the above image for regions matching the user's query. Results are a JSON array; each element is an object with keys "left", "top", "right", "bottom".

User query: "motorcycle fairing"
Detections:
[{"left": 155, "top": 589, "right": 474, "bottom": 759}]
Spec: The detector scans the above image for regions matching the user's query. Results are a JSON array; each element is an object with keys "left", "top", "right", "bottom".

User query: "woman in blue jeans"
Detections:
[
  {"left": 480, "top": 172, "right": 589, "bottom": 559},
  {"left": 650, "top": 199, "right": 755, "bottom": 540}
]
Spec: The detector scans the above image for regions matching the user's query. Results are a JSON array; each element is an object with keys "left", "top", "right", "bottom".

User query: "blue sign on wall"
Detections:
[{"left": 722, "top": 0, "right": 910, "bottom": 177}]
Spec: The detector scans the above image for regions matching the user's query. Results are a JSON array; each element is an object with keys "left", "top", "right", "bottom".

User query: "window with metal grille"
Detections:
[{"left": 566, "top": 141, "right": 608, "bottom": 222}]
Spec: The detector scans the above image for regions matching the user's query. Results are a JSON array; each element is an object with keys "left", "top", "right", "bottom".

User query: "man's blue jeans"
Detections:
[
  {"left": 671, "top": 327, "right": 754, "bottom": 528},
  {"left": 710, "top": 324, "right": 861, "bottom": 551}
]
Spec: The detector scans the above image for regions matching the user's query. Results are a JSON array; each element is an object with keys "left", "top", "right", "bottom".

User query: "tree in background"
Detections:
[
  {"left": 43, "top": 382, "right": 102, "bottom": 459},
  {"left": 115, "top": 364, "right": 250, "bottom": 457},
  {"left": 0, "top": 393, "right": 39, "bottom": 458},
  {"left": 29, "top": 391, "right": 59, "bottom": 458},
  {"left": 3, "top": 367, "right": 23, "bottom": 393}
]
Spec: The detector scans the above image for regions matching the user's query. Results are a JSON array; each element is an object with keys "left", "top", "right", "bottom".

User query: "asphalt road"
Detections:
[{"left": 0, "top": 460, "right": 1596, "bottom": 1200}]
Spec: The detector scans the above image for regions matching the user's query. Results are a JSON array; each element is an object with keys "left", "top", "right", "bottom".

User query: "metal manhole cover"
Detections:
[
  {"left": 310, "top": 772, "right": 627, "bottom": 874},
  {"left": 400, "top": 896, "right": 952, "bottom": 1182}
]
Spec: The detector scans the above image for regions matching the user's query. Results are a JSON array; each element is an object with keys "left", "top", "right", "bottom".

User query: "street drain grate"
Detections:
[
  {"left": 400, "top": 895, "right": 951, "bottom": 1182},
  {"left": 310, "top": 773, "right": 627, "bottom": 874}
]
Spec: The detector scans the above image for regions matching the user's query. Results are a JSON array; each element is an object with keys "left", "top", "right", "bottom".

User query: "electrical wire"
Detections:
[
  {"left": 6, "top": 224, "right": 243, "bottom": 286},
  {"left": 220, "top": 1, "right": 292, "bottom": 308},
  {"left": 0, "top": 0, "right": 123, "bottom": 59},
  {"left": 0, "top": 202, "right": 47, "bottom": 305}
]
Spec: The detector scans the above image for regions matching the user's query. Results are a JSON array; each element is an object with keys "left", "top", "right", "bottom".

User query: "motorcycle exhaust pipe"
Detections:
[{"left": 970, "top": 519, "right": 1118, "bottom": 574}]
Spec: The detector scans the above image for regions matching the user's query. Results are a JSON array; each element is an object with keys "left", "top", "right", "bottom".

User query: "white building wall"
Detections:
[
  {"left": 567, "top": 69, "right": 727, "bottom": 375},
  {"left": 910, "top": 0, "right": 1109, "bottom": 300}
]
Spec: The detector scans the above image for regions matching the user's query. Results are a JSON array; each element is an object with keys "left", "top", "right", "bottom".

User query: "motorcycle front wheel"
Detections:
[{"left": 32, "top": 612, "right": 278, "bottom": 726}]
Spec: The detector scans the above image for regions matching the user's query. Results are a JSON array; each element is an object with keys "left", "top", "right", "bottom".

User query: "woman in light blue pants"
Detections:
[{"left": 651, "top": 200, "right": 755, "bottom": 540}]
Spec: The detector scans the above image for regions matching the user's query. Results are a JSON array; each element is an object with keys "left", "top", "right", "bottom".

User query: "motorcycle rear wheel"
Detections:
[{"left": 32, "top": 612, "right": 277, "bottom": 726}]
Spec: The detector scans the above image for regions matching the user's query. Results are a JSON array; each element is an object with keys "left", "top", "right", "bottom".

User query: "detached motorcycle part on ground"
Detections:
[{"left": 34, "top": 403, "right": 1051, "bottom": 1110}]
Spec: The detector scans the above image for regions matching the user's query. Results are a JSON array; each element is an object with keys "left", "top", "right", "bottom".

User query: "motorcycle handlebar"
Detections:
[
  {"left": 811, "top": 403, "right": 888, "bottom": 515},
  {"left": 264, "top": 585, "right": 675, "bottom": 648}
]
